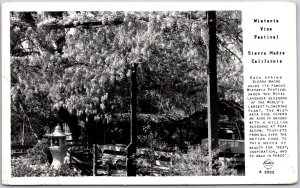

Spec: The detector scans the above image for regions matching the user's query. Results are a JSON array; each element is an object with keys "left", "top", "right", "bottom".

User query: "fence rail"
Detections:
[
  {"left": 11, "top": 145, "right": 33, "bottom": 157},
  {"left": 67, "top": 141, "right": 176, "bottom": 176},
  {"left": 66, "top": 140, "right": 245, "bottom": 176}
]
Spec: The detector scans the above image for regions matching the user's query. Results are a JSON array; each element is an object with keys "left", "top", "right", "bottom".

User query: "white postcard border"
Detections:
[{"left": 2, "top": 1, "right": 298, "bottom": 185}]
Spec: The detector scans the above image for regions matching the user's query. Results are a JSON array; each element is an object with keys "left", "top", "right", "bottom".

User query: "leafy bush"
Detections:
[
  {"left": 11, "top": 139, "right": 81, "bottom": 177},
  {"left": 11, "top": 156, "right": 80, "bottom": 177},
  {"left": 11, "top": 157, "right": 80, "bottom": 177},
  {"left": 171, "top": 145, "right": 237, "bottom": 176},
  {"left": 26, "top": 139, "right": 52, "bottom": 165}
]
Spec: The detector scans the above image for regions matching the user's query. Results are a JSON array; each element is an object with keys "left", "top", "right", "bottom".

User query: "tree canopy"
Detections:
[{"left": 10, "top": 11, "right": 242, "bottom": 143}]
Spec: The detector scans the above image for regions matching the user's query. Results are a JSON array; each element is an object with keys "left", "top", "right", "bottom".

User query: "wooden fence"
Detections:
[
  {"left": 11, "top": 145, "right": 33, "bottom": 157},
  {"left": 10, "top": 139, "right": 244, "bottom": 176},
  {"left": 67, "top": 141, "right": 176, "bottom": 176},
  {"left": 66, "top": 139, "right": 245, "bottom": 176}
]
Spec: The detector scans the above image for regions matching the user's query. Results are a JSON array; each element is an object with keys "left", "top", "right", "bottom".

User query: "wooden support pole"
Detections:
[
  {"left": 93, "top": 144, "right": 97, "bottom": 176},
  {"left": 206, "top": 11, "right": 219, "bottom": 175},
  {"left": 69, "top": 150, "right": 72, "bottom": 166},
  {"left": 21, "top": 123, "right": 25, "bottom": 146},
  {"left": 127, "top": 63, "right": 137, "bottom": 176}
]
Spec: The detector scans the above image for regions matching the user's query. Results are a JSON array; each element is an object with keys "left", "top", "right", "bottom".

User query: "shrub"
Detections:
[
  {"left": 11, "top": 156, "right": 81, "bottom": 177},
  {"left": 26, "top": 139, "right": 52, "bottom": 165},
  {"left": 171, "top": 145, "right": 237, "bottom": 176},
  {"left": 11, "top": 139, "right": 81, "bottom": 177}
]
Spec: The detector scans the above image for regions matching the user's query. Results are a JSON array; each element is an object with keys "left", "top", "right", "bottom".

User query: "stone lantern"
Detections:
[{"left": 48, "top": 124, "right": 67, "bottom": 169}]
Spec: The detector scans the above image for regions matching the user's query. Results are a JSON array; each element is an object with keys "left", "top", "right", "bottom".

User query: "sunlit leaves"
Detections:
[{"left": 11, "top": 11, "right": 243, "bottom": 125}]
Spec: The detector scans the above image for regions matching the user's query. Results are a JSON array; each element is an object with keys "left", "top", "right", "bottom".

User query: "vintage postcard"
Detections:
[{"left": 1, "top": 1, "right": 297, "bottom": 185}]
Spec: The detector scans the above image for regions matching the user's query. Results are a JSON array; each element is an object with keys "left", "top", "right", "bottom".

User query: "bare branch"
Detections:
[{"left": 217, "top": 38, "right": 242, "bottom": 64}]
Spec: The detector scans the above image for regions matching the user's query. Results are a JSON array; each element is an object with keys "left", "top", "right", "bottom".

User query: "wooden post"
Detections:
[
  {"left": 150, "top": 137, "right": 154, "bottom": 176},
  {"left": 69, "top": 149, "right": 72, "bottom": 166},
  {"left": 179, "top": 125, "right": 182, "bottom": 150},
  {"left": 93, "top": 144, "right": 97, "bottom": 176},
  {"left": 21, "top": 123, "right": 25, "bottom": 146},
  {"left": 127, "top": 63, "right": 137, "bottom": 176},
  {"left": 206, "top": 11, "right": 219, "bottom": 175},
  {"left": 103, "top": 117, "right": 106, "bottom": 144}
]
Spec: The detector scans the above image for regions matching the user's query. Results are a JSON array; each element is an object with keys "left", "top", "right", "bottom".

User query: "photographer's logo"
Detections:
[{"left": 263, "top": 159, "right": 274, "bottom": 169}]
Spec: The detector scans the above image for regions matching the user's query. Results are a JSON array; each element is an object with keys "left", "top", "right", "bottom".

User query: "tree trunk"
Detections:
[
  {"left": 127, "top": 63, "right": 137, "bottom": 176},
  {"left": 206, "top": 11, "right": 219, "bottom": 175},
  {"left": 19, "top": 103, "right": 39, "bottom": 140}
]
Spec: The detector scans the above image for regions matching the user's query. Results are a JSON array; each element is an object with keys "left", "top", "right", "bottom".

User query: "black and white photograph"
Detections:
[{"left": 10, "top": 10, "right": 244, "bottom": 177}]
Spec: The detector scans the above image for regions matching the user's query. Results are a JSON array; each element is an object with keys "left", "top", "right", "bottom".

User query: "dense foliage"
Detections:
[
  {"left": 12, "top": 158, "right": 80, "bottom": 177},
  {"left": 10, "top": 11, "right": 242, "bottom": 144},
  {"left": 11, "top": 140, "right": 80, "bottom": 177},
  {"left": 171, "top": 146, "right": 237, "bottom": 176}
]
